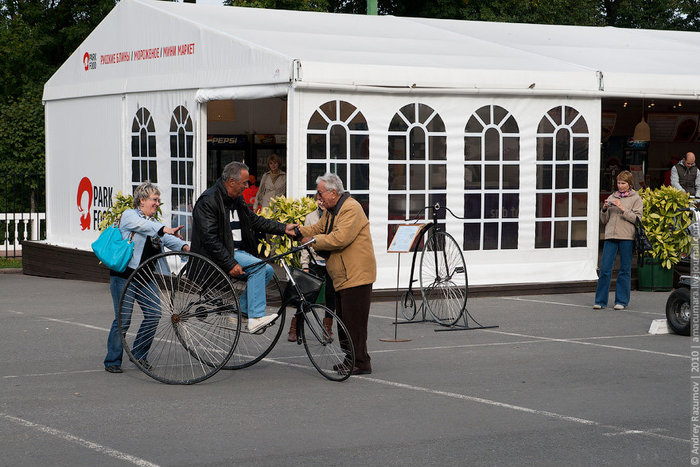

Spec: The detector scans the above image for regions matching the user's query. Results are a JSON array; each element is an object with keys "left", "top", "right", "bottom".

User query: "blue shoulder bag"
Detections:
[{"left": 91, "top": 224, "right": 134, "bottom": 273}]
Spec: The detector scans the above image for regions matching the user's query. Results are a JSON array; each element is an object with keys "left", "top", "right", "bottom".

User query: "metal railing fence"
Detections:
[{"left": 0, "top": 173, "right": 46, "bottom": 258}]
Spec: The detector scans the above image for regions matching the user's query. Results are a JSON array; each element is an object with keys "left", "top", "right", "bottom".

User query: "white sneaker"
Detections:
[
  {"left": 247, "top": 314, "right": 278, "bottom": 333},
  {"left": 613, "top": 304, "right": 625, "bottom": 310},
  {"left": 593, "top": 305, "right": 602, "bottom": 310}
]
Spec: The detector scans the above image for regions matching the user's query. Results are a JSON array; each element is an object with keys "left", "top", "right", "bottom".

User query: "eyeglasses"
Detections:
[{"left": 148, "top": 196, "right": 161, "bottom": 204}]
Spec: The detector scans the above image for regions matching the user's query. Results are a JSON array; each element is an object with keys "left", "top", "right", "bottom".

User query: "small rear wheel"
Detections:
[
  {"left": 666, "top": 287, "right": 691, "bottom": 336},
  {"left": 300, "top": 304, "right": 355, "bottom": 382},
  {"left": 222, "top": 274, "right": 286, "bottom": 369},
  {"left": 400, "top": 291, "right": 417, "bottom": 321}
]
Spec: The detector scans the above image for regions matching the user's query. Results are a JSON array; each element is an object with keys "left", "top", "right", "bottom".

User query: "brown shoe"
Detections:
[
  {"left": 323, "top": 317, "right": 334, "bottom": 343},
  {"left": 287, "top": 316, "right": 297, "bottom": 342},
  {"left": 337, "top": 365, "right": 372, "bottom": 376}
]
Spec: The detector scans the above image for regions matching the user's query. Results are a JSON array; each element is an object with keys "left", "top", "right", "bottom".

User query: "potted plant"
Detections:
[
  {"left": 637, "top": 186, "right": 692, "bottom": 291},
  {"left": 256, "top": 195, "right": 318, "bottom": 267}
]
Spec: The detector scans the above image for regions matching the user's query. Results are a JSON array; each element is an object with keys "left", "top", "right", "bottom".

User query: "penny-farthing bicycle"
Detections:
[
  {"left": 399, "top": 204, "right": 468, "bottom": 326},
  {"left": 117, "top": 239, "right": 354, "bottom": 384}
]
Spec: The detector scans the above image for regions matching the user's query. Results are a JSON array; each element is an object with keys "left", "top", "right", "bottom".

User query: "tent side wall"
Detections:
[
  {"left": 45, "top": 95, "right": 124, "bottom": 249},
  {"left": 290, "top": 88, "right": 601, "bottom": 290},
  {"left": 44, "top": 89, "right": 199, "bottom": 252}
]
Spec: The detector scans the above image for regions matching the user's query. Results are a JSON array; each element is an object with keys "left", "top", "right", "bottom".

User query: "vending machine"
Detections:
[{"left": 206, "top": 134, "right": 249, "bottom": 186}]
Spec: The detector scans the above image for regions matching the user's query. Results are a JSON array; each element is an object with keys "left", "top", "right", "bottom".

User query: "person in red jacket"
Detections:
[{"left": 242, "top": 174, "right": 259, "bottom": 210}]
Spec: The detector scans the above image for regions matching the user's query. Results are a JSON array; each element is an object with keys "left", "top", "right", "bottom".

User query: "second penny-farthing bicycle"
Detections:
[
  {"left": 117, "top": 238, "right": 355, "bottom": 384},
  {"left": 399, "top": 203, "right": 468, "bottom": 326}
]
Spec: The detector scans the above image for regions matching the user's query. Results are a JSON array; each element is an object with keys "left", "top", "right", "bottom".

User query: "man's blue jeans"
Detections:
[
  {"left": 104, "top": 275, "right": 161, "bottom": 367},
  {"left": 595, "top": 239, "right": 634, "bottom": 307},
  {"left": 234, "top": 250, "right": 274, "bottom": 319}
]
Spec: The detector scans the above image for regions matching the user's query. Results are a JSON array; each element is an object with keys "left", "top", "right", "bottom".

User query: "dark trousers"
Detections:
[{"left": 335, "top": 283, "right": 372, "bottom": 370}]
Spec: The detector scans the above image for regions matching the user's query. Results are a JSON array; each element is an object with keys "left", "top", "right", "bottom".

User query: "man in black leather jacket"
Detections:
[{"left": 191, "top": 161, "right": 297, "bottom": 333}]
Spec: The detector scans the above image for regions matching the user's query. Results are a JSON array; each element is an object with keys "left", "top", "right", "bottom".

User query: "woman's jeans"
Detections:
[
  {"left": 234, "top": 250, "right": 274, "bottom": 319},
  {"left": 104, "top": 275, "right": 161, "bottom": 367},
  {"left": 595, "top": 239, "right": 634, "bottom": 307}
]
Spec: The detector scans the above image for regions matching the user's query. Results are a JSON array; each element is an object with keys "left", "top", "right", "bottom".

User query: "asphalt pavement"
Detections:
[{"left": 0, "top": 273, "right": 692, "bottom": 466}]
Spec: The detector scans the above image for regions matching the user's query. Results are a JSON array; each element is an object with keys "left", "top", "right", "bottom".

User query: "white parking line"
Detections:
[
  {"left": 258, "top": 356, "right": 688, "bottom": 445},
  {"left": 4, "top": 369, "right": 104, "bottom": 379},
  {"left": 483, "top": 329, "right": 688, "bottom": 359},
  {"left": 0, "top": 309, "right": 24, "bottom": 315},
  {"left": 355, "top": 376, "right": 690, "bottom": 444},
  {"left": 40, "top": 316, "right": 110, "bottom": 332},
  {"left": 502, "top": 296, "right": 663, "bottom": 316},
  {"left": 1, "top": 413, "right": 160, "bottom": 466}
]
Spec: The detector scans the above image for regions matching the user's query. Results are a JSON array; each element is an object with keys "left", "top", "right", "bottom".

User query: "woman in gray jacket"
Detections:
[
  {"left": 594, "top": 170, "right": 643, "bottom": 310},
  {"left": 104, "top": 182, "right": 188, "bottom": 373}
]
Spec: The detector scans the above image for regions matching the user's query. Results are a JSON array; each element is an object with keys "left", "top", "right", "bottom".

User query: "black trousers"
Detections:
[{"left": 335, "top": 283, "right": 372, "bottom": 370}]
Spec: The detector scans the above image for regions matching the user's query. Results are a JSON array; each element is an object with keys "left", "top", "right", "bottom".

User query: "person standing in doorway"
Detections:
[
  {"left": 253, "top": 154, "right": 286, "bottom": 212},
  {"left": 670, "top": 152, "right": 700, "bottom": 196}
]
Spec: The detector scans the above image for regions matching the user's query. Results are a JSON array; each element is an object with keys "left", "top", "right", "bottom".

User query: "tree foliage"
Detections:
[
  {"left": 224, "top": 0, "right": 329, "bottom": 11},
  {"left": 0, "top": 0, "right": 116, "bottom": 177}
]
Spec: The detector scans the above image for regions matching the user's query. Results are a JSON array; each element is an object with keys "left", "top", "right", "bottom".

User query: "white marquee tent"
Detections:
[{"left": 42, "top": 0, "right": 700, "bottom": 289}]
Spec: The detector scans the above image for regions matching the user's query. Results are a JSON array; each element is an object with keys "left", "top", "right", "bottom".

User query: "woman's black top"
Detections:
[{"left": 109, "top": 235, "right": 161, "bottom": 279}]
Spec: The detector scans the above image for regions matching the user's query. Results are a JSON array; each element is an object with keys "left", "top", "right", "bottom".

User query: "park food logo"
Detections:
[
  {"left": 76, "top": 177, "right": 114, "bottom": 231},
  {"left": 83, "top": 52, "right": 97, "bottom": 71}
]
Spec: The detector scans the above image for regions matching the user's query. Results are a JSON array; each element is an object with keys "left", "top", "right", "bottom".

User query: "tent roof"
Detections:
[{"left": 43, "top": 0, "right": 700, "bottom": 101}]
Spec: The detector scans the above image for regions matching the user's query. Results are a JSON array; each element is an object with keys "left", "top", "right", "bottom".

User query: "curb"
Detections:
[{"left": 0, "top": 268, "right": 22, "bottom": 274}]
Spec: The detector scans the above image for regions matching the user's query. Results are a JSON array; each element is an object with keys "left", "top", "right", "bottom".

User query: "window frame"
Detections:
[{"left": 535, "top": 105, "right": 589, "bottom": 249}]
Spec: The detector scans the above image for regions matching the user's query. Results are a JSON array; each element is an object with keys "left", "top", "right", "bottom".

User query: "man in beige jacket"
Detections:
[{"left": 300, "top": 173, "right": 376, "bottom": 375}]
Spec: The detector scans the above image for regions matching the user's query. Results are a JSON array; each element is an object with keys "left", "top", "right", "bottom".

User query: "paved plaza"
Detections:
[{"left": 0, "top": 273, "right": 692, "bottom": 466}]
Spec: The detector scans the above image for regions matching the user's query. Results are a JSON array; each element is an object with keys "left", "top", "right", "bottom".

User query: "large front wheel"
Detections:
[
  {"left": 118, "top": 251, "right": 240, "bottom": 385},
  {"left": 300, "top": 304, "right": 355, "bottom": 382},
  {"left": 419, "top": 231, "right": 467, "bottom": 326}
]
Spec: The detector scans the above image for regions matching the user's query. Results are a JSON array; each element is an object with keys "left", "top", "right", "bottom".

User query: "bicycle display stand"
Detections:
[
  {"left": 380, "top": 225, "right": 424, "bottom": 342},
  {"left": 387, "top": 205, "right": 499, "bottom": 333},
  {"left": 433, "top": 308, "right": 499, "bottom": 332}
]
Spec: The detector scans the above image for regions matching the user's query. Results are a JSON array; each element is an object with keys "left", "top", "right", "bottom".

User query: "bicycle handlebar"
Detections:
[
  {"left": 242, "top": 237, "right": 317, "bottom": 272},
  {"left": 405, "top": 203, "right": 466, "bottom": 222}
]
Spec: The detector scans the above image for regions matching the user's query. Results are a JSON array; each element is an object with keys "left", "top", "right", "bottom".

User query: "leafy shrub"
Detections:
[
  {"left": 639, "top": 186, "right": 692, "bottom": 269},
  {"left": 257, "top": 195, "right": 318, "bottom": 266}
]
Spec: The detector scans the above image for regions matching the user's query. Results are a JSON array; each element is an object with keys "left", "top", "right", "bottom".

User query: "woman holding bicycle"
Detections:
[
  {"left": 594, "top": 170, "right": 643, "bottom": 311},
  {"left": 300, "top": 173, "right": 376, "bottom": 375},
  {"left": 104, "top": 181, "right": 189, "bottom": 374}
]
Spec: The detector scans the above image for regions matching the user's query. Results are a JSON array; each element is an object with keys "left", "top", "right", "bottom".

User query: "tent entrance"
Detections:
[
  {"left": 205, "top": 97, "right": 288, "bottom": 189},
  {"left": 600, "top": 97, "right": 700, "bottom": 195}
]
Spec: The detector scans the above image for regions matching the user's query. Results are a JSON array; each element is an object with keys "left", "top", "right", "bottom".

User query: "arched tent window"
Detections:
[
  {"left": 463, "top": 105, "right": 520, "bottom": 250},
  {"left": 387, "top": 103, "right": 446, "bottom": 246},
  {"left": 131, "top": 107, "right": 157, "bottom": 191},
  {"left": 306, "top": 100, "right": 370, "bottom": 215},
  {"left": 535, "top": 105, "right": 589, "bottom": 248},
  {"left": 170, "top": 105, "right": 194, "bottom": 241}
]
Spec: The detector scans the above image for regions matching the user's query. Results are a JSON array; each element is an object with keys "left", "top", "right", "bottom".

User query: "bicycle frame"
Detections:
[
  {"left": 244, "top": 239, "right": 335, "bottom": 346},
  {"left": 405, "top": 203, "right": 444, "bottom": 297}
]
